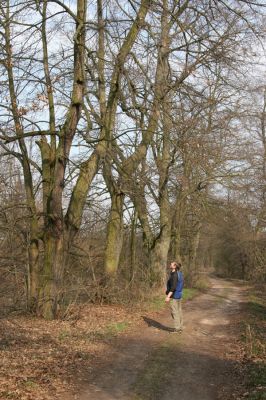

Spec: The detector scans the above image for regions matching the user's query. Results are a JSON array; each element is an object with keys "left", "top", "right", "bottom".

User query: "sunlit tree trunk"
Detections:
[
  {"left": 38, "top": 0, "right": 87, "bottom": 318},
  {"left": 130, "top": 209, "right": 138, "bottom": 283},
  {"left": 186, "top": 221, "right": 202, "bottom": 286},
  {"left": 104, "top": 191, "right": 125, "bottom": 275},
  {"left": 60, "top": 0, "right": 150, "bottom": 283},
  {"left": 171, "top": 194, "right": 187, "bottom": 264},
  {"left": 149, "top": 109, "right": 172, "bottom": 284}
]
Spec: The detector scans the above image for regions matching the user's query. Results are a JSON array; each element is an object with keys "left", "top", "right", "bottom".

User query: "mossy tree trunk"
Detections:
[
  {"left": 110, "top": 0, "right": 173, "bottom": 282},
  {"left": 38, "top": 0, "right": 87, "bottom": 319},
  {"left": 36, "top": 0, "right": 150, "bottom": 316},
  {"left": 104, "top": 191, "right": 125, "bottom": 276},
  {"left": 149, "top": 99, "right": 172, "bottom": 284},
  {"left": 64, "top": 0, "right": 150, "bottom": 253}
]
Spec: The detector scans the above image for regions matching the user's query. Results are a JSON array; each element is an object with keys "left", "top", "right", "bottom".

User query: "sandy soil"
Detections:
[{"left": 63, "top": 276, "right": 246, "bottom": 400}]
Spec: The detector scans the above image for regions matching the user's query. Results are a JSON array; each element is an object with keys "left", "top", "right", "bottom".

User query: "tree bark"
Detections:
[
  {"left": 64, "top": 0, "right": 150, "bottom": 249},
  {"left": 39, "top": 0, "right": 87, "bottom": 319},
  {"left": 186, "top": 221, "right": 202, "bottom": 286},
  {"left": 104, "top": 191, "right": 125, "bottom": 275}
]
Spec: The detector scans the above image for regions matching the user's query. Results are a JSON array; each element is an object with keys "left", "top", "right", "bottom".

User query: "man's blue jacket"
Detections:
[{"left": 166, "top": 270, "right": 184, "bottom": 299}]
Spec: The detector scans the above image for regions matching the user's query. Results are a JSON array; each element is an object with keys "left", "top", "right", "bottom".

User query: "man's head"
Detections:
[
  {"left": 176, "top": 262, "right": 182, "bottom": 270},
  {"left": 170, "top": 262, "right": 177, "bottom": 271},
  {"left": 170, "top": 262, "right": 182, "bottom": 271}
]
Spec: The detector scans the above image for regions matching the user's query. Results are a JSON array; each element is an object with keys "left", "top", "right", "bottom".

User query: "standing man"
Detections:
[{"left": 165, "top": 262, "right": 184, "bottom": 332}]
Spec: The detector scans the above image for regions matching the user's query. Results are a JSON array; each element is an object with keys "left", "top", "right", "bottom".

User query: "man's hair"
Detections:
[{"left": 173, "top": 262, "right": 182, "bottom": 270}]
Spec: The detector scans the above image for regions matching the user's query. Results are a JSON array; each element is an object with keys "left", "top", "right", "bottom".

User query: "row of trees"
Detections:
[
  {"left": 204, "top": 84, "right": 266, "bottom": 282},
  {"left": 0, "top": 0, "right": 265, "bottom": 318}
]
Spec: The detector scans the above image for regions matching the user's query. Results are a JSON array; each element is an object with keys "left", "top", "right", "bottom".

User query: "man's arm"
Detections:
[{"left": 165, "top": 273, "right": 178, "bottom": 302}]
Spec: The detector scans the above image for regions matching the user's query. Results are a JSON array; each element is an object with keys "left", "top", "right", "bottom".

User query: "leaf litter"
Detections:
[{"left": 0, "top": 304, "right": 140, "bottom": 400}]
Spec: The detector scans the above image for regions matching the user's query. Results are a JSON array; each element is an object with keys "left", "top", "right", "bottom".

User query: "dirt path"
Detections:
[{"left": 68, "top": 277, "right": 246, "bottom": 400}]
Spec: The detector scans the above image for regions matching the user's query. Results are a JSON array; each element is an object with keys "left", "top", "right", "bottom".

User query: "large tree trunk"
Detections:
[
  {"left": 149, "top": 0, "right": 172, "bottom": 283},
  {"left": 38, "top": 0, "right": 87, "bottom": 319},
  {"left": 149, "top": 224, "right": 171, "bottom": 285},
  {"left": 115, "top": 0, "right": 173, "bottom": 283},
  {"left": 129, "top": 209, "right": 138, "bottom": 283},
  {"left": 172, "top": 228, "right": 182, "bottom": 264},
  {"left": 64, "top": 0, "right": 150, "bottom": 252},
  {"left": 40, "top": 227, "right": 65, "bottom": 319},
  {"left": 171, "top": 194, "right": 187, "bottom": 263},
  {"left": 186, "top": 221, "right": 202, "bottom": 286},
  {"left": 27, "top": 233, "right": 40, "bottom": 310},
  {"left": 104, "top": 191, "right": 125, "bottom": 275}
]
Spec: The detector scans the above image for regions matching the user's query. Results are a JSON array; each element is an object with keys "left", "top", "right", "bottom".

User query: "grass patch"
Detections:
[
  {"left": 2, "top": 391, "right": 18, "bottom": 399},
  {"left": 241, "top": 287, "right": 266, "bottom": 400},
  {"left": 132, "top": 340, "right": 180, "bottom": 400},
  {"left": 146, "top": 288, "right": 199, "bottom": 312},
  {"left": 58, "top": 329, "right": 71, "bottom": 341},
  {"left": 147, "top": 295, "right": 165, "bottom": 312},
  {"left": 76, "top": 321, "right": 130, "bottom": 341},
  {"left": 23, "top": 380, "right": 39, "bottom": 389},
  {"left": 194, "top": 276, "right": 211, "bottom": 291},
  {"left": 246, "top": 362, "right": 266, "bottom": 400},
  {"left": 248, "top": 363, "right": 266, "bottom": 388},
  {"left": 248, "top": 393, "right": 266, "bottom": 400},
  {"left": 105, "top": 321, "right": 129, "bottom": 336},
  {"left": 183, "top": 288, "right": 199, "bottom": 300},
  {"left": 246, "top": 296, "right": 266, "bottom": 321}
]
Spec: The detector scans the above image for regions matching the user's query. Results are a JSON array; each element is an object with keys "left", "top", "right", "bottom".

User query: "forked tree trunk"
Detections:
[
  {"left": 64, "top": 0, "right": 151, "bottom": 273},
  {"left": 38, "top": 0, "right": 87, "bottom": 319}
]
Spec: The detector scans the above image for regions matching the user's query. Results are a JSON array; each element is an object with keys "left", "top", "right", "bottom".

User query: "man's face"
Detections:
[{"left": 170, "top": 263, "right": 176, "bottom": 271}]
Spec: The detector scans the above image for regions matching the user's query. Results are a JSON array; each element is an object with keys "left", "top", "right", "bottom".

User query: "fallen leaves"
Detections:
[{"left": 0, "top": 304, "right": 139, "bottom": 400}]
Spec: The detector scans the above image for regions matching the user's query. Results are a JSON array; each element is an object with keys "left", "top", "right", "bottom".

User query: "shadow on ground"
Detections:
[
  {"left": 142, "top": 316, "right": 173, "bottom": 332},
  {"left": 72, "top": 333, "right": 241, "bottom": 400}
]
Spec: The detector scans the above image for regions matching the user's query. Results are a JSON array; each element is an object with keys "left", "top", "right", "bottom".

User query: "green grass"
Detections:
[
  {"left": 147, "top": 288, "right": 199, "bottom": 312},
  {"left": 194, "top": 276, "right": 211, "bottom": 291},
  {"left": 246, "top": 295, "right": 266, "bottom": 321},
  {"left": 247, "top": 364, "right": 266, "bottom": 400},
  {"left": 146, "top": 295, "right": 165, "bottom": 311},
  {"left": 78, "top": 321, "right": 130, "bottom": 341},
  {"left": 105, "top": 321, "right": 129, "bottom": 336},
  {"left": 248, "top": 363, "right": 266, "bottom": 387},
  {"left": 242, "top": 288, "right": 266, "bottom": 400},
  {"left": 248, "top": 391, "right": 266, "bottom": 400},
  {"left": 59, "top": 321, "right": 130, "bottom": 344},
  {"left": 183, "top": 287, "right": 199, "bottom": 300},
  {"left": 132, "top": 340, "right": 180, "bottom": 400},
  {"left": 1, "top": 392, "right": 18, "bottom": 399},
  {"left": 58, "top": 329, "right": 70, "bottom": 341},
  {"left": 23, "top": 380, "right": 39, "bottom": 389}
]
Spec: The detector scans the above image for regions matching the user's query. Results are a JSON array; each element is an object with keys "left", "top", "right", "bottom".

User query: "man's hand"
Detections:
[{"left": 165, "top": 291, "right": 173, "bottom": 302}]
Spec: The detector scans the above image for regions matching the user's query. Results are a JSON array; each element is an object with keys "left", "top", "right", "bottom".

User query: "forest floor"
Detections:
[{"left": 0, "top": 275, "right": 265, "bottom": 400}]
